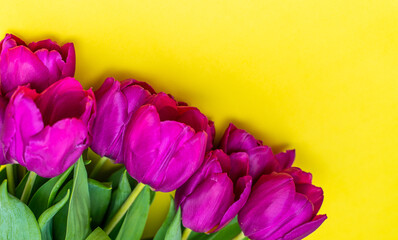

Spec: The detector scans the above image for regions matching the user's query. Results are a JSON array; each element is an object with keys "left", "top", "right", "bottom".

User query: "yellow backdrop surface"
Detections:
[{"left": 1, "top": 1, "right": 397, "bottom": 239}]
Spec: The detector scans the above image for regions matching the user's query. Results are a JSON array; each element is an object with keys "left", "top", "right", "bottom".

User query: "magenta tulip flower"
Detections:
[
  {"left": 1, "top": 77, "right": 95, "bottom": 177},
  {"left": 0, "top": 95, "right": 10, "bottom": 165},
  {"left": 90, "top": 77, "right": 155, "bottom": 162},
  {"left": 221, "top": 123, "right": 295, "bottom": 181},
  {"left": 238, "top": 169, "right": 327, "bottom": 240},
  {"left": 175, "top": 150, "right": 252, "bottom": 233},
  {"left": 0, "top": 34, "right": 75, "bottom": 95},
  {"left": 122, "top": 95, "right": 208, "bottom": 192}
]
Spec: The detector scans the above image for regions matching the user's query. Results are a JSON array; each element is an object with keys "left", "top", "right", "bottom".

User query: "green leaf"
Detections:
[
  {"left": 52, "top": 181, "right": 73, "bottom": 240},
  {"left": 88, "top": 179, "right": 112, "bottom": 228},
  {"left": 85, "top": 227, "right": 111, "bottom": 240},
  {"left": 0, "top": 167, "right": 7, "bottom": 184},
  {"left": 115, "top": 186, "right": 150, "bottom": 240},
  {"left": 188, "top": 218, "right": 242, "bottom": 240},
  {"left": 29, "top": 165, "right": 73, "bottom": 218},
  {"left": 0, "top": 180, "right": 42, "bottom": 240},
  {"left": 154, "top": 196, "right": 179, "bottom": 240},
  {"left": 53, "top": 157, "right": 91, "bottom": 240},
  {"left": 105, "top": 171, "right": 132, "bottom": 238},
  {"left": 164, "top": 207, "right": 181, "bottom": 240},
  {"left": 38, "top": 190, "right": 70, "bottom": 240},
  {"left": 107, "top": 167, "right": 136, "bottom": 189}
]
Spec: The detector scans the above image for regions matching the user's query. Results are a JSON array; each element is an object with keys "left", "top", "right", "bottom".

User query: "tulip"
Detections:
[
  {"left": 220, "top": 123, "right": 295, "bottom": 181},
  {"left": 0, "top": 34, "right": 75, "bottom": 95},
  {"left": 238, "top": 169, "right": 327, "bottom": 240},
  {"left": 1, "top": 77, "right": 95, "bottom": 177},
  {"left": 122, "top": 95, "right": 208, "bottom": 192},
  {"left": 0, "top": 95, "right": 11, "bottom": 165},
  {"left": 175, "top": 150, "right": 252, "bottom": 233},
  {"left": 90, "top": 77, "right": 155, "bottom": 162}
]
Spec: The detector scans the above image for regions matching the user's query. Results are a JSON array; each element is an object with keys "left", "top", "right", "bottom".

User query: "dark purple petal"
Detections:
[
  {"left": 181, "top": 173, "right": 234, "bottom": 232},
  {"left": 205, "top": 120, "right": 215, "bottom": 151},
  {"left": 247, "top": 146, "right": 278, "bottom": 181},
  {"left": 238, "top": 173, "right": 295, "bottom": 238},
  {"left": 282, "top": 215, "right": 327, "bottom": 240},
  {"left": 0, "top": 45, "right": 49, "bottom": 93},
  {"left": 228, "top": 152, "right": 249, "bottom": 182},
  {"left": 148, "top": 92, "right": 178, "bottom": 121},
  {"left": 24, "top": 118, "right": 88, "bottom": 177},
  {"left": 28, "top": 39, "right": 62, "bottom": 53},
  {"left": 220, "top": 123, "right": 260, "bottom": 154},
  {"left": 275, "top": 149, "right": 295, "bottom": 171},
  {"left": 295, "top": 183, "right": 324, "bottom": 216},
  {"left": 175, "top": 152, "right": 223, "bottom": 207},
  {"left": 215, "top": 175, "right": 252, "bottom": 231},
  {"left": 213, "top": 149, "right": 231, "bottom": 173},
  {"left": 251, "top": 192, "right": 314, "bottom": 240},
  {"left": 283, "top": 167, "right": 312, "bottom": 184}
]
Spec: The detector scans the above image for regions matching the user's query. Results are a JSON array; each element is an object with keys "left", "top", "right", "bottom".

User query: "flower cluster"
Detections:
[{"left": 0, "top": 34, "right": 326, "bottom": 240}]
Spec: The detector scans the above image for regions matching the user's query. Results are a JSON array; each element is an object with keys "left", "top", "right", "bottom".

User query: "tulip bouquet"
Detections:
[{"left": 0, "top": 33, "right": 326, "bottom": 240}]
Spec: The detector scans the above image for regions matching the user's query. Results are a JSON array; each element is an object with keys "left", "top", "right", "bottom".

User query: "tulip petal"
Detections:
[
  {"left": 283, "top": 167, "right": 312, "bottom": 184},
  {"left": 215, "top": 175, "right": 252, "bottom": 231},
  {"left": 295, "top": 183, "right": 324, "bottom": 216},
  {"left": 0, "top": 46, "right": 49, "bottom": 93},
  {"left": 282, "top": 215, "right": 327, "bottom": 240},
  {"left": 121, "top": 80, "right": 152, "bottom": 115},
  {"left": 3, "top": 87, "right": 43, "bottom": 163},
  {"left": 149, "top": 92, "right": 179, "bottom": 121},
  {"left": 238, "top": 173, "right": 295, "bottom": 238},
  {"left": 28, "top": 39, "right": 62, "bottom": 53},
  {"left": 91, "top": 78, "right": 128, "bottom": 159},
  {"left": 60, "top": 43, "right": 75, "bottom": 78},
  {"left": 229, "top": 152, "right": 249, "bottom": 182},
  {"left": 34, "top": 49, "right": 64, "bottom": 85},
  {"left": 275, "top": 149, "right": 295, "bottom": 171},
  {"left": 181, "top": 173, "right": 235, "bottom": 232},
  {"left": 175, "top": 153, "right": 223, "bottom": 207},
  {"left": 24, "top": 118, "right": 88, "bottom": 177},
  {"left": 121, "top": 79, "right": 156, "bottom": 95},
  {"left": 247, "top": 146, "right": 278, "bottom": 181},
  {"left": 220, "top": 123, "right": 259, "bottom": 154},
  {"left": 0, "top": 96, "right": 9, "bottom": 164},
  {"left": 205, "top": 120, "right": 215, "bottom": 151},
  {"left": 124, "top": 105, "right": 161, "bottom": 181}
]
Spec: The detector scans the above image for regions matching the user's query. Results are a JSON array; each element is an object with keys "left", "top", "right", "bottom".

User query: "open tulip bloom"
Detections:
[{"left": 0, "top": 33, "right": 326, "bottom": 240}]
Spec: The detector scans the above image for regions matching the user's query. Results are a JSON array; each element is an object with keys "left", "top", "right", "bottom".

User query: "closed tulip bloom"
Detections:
[
  {"left": 1, "top": 78, "right": 95, "bottom": 177},
  {"left": 90, "top": 78, "right": 155, "bottom": 162},
  {"left": 0, "top": 95, "right": 9, "bottom": 164},
  {"left": 122, "top": 98, "right": 208, "bottom": 192},
  {"left": 238, "top": 169, "right": 327, "bottom": 240},
  {"left": 175, "top": 150, "right": 252, "bottom": 233},
  {"left": 0, "top": 34, "right": 75, "bottom": 94},
  {"left": 221, "top": 123, "right": 295, "bottom": 181}
]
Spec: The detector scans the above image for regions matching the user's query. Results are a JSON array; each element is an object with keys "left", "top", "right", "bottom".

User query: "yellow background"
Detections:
[{"left": 1, "top": 0, "right": 397, "bottom": 239}]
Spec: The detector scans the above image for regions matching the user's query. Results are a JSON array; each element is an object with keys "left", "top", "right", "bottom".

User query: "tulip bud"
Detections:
[
  {"left": 90, "top": 78, "right": 155, "bottom": 162},
  {"left": 175, "top": 150, "right": 252, "bottom": 232},
  {"left": 1, "top": 78, "right": 95, "bottom": 177},
  {"left": 221, "top": 123, "right": 295, "bottom": 180},
  {"left": 238, "top": 169, "right": 326, "bottom": 240},
  {"left": 122, "top": 95, "right": 208, "bottom": 192},
  {"left": 0, "top": 34, "right": 75, "bottom": 95}
]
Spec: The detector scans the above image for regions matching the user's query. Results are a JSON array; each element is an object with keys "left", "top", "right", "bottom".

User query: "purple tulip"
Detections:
[
  {"left": 1, "top": 77, "right": 95, "bottom": 177},
  {"left": 175, "top": 150, "right": 252, "bottom": 233},
  {"left": 0, "top": 95, "right": 10, "bottom": 165},
  {"left": 238, "top": 169, "right": 326, "bottom": 240},
  {"left": 122, "top": 93, "right": 209, "bottom": 192},
  {"left": 220, "top": 123, "right": 295, "bottom": 181},
  {"left": 90, "top": 78, "right": 155, "bottom": 162},
  {"left": 0, "top": 34, "right": 75, "bottom": 95}
]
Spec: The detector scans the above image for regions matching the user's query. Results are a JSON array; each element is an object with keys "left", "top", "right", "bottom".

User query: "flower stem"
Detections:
[
  {"left": 20, "top": 171, "right": 37, "bottom": 204},
  {"left": 6, "top": 165, "right": 15, "bottom": 195},
  {"left": 89, "top": 156, "right": 108, "bottom": 178},
  {"left": 182, "top": 228, "right": 192, "bottom": 240},
  {"left": 232, "top": 231, "right": 246, "bottom": 240},
  {"left": 104, "top": 182, "right": 146, "bottom": 235}
]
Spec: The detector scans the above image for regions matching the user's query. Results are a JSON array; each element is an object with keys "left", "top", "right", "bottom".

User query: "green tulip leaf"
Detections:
[
  {"left": 108, "top": 167, "right": 136, "bottom": 189},
  {"left": 88, "top": 179, "right": 112, "bottom": 228},
  {"left": 115, "top": 185, "right": 150, "bottom": 240},
  {"left": 0, "top": 180, "right": 42, "bottom": 240},
  {"left": 29, "top": 165, "right": 73, "bottom": 218},
  {"left": 15, "top": 172, "right": 47, "bottom": 199},
  {"left": 0, "top": 167, "right": 7, "bottom": 184},
  {"left": 53, "top": 157, "right": 91, "bottom": 240},
  {"left": 164, "top": 206, "right": 181, "bottom": 240},
  {"left": 154, "top": 196, "right": 180, "bottom": 240},
  {"left": 85, "top": 227, "right": 111, "bottom": 240},
  {"left": 188, "top": 218, "right": 242, "bottom": 240},
  {"left": 38, "top": 189, "right": 70, "bottom": 240},
  {"left": 105, "top": 171, "right": 132, "bottom": 238}
]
